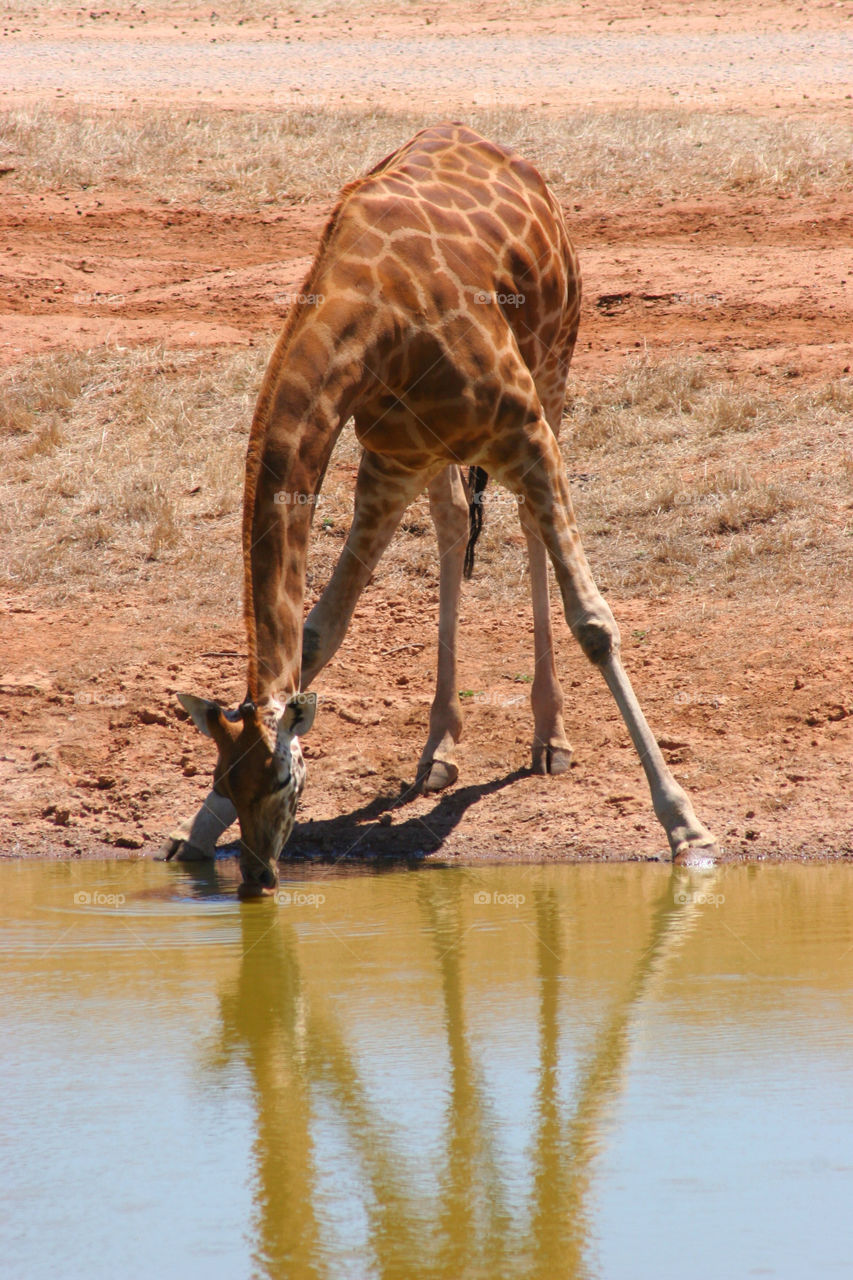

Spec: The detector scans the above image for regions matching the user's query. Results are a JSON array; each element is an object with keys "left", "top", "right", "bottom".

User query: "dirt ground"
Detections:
[{"left": 1, "top": 0, "right": 851, "bottom": 866}]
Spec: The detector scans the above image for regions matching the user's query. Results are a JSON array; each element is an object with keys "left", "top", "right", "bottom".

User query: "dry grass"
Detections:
[
  {"left": 549, "top": 357, "right": 853, "bottom": 599},
  {"left": 2, "top": 345, "right": 851, "bottom": 618},
  {"left": 0, "top": 345, "right": 262, "bottom": 602},
  {"left": 2, "top": 103, "right": 851, "bottom": 207},
  {"left": 412, "top": 356, "right": 852, "bottom": 605}
]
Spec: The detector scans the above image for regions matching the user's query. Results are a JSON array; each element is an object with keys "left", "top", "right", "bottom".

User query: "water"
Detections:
[{"left": 2, "top": 858, "right": 853, "bottom": 1279}]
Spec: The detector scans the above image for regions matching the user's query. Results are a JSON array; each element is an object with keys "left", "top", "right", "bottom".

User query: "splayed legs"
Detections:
[
  {"left": 300, "top": 456, "right": 467, "bottom": 794},
  {"left": 498, "top": 420, "right": 716, "bottom": 858}
]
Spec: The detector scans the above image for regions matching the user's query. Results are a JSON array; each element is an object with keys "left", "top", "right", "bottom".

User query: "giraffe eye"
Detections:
[{"left": 269, "top": 773, "right": 291, "bottom": 794}]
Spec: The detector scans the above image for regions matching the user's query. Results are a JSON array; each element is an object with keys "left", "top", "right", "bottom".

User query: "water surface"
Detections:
[{"left": 2, "top": 859, "right": 853, "bottom": 1279}]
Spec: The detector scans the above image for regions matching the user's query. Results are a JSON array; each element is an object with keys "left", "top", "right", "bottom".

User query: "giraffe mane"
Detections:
[
  {"left": 241, "top": 172, "right": 380, "bottom": 700},
  {"left": 242, "top": 121, "right": 472, "bottom": 697}
]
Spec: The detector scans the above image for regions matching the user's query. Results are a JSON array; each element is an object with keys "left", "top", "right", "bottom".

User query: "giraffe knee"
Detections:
[{"left": 574, "top": 617, "right": 620, "bottom": 665}]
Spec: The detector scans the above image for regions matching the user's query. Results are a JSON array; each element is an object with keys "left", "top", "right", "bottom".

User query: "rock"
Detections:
[
  {"left": 0, "top": 670, "right": 53, "bottom": 695},
  {"left": 112, "top": 833, "right": 144, "bottom": 849},
  {"left": 138, "top": 709, "right": 168, "bottom": 726}
]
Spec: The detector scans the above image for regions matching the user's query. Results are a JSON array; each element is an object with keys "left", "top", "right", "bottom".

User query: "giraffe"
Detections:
[{"left": 165, "top": 122, "right": 716, "bottom": 897}]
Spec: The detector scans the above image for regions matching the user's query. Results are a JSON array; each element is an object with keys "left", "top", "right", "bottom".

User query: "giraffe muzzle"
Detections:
[{"left": 237, "top": 849, "right": 280, "bottom": 899}]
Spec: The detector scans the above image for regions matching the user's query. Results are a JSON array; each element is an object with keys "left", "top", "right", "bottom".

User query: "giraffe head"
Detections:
[{"left": 177, "top": 691, "right": 317, "bottom": 898}]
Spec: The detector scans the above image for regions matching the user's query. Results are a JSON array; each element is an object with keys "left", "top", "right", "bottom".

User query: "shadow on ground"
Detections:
[{"left": 211, "top": 768, "right": 531, "bottom": 865}]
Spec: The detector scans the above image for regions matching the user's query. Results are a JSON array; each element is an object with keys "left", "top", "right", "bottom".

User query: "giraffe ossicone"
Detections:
[{"left": 164, "top": 122, "right": 717, "bottom": 896}]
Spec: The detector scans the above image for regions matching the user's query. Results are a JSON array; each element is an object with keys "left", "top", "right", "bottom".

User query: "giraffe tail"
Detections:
[{"left": 463, "top": 466, "right": 489, "bottom": 580}]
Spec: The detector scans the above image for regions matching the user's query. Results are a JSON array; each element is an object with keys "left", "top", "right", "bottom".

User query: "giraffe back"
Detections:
[{"left": 306, "top": 124, "right": 581, "bottom": 457}]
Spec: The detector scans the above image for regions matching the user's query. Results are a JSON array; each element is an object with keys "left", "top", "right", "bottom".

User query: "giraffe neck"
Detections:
[{"left": 242, "top": 311, "right": 366, "bottom": 702}]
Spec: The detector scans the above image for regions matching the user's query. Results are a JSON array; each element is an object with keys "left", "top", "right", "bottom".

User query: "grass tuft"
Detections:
[
  {"left": 2, "top": 346, "right": 850, "bottom": 613},
  {"left": 2, "top": 104, "right": 851, "bottom": 207}
]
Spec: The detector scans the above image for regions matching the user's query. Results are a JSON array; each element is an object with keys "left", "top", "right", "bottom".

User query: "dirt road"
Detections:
[{"left": 4, "top": 28, "right": 851, "bottom": 112}]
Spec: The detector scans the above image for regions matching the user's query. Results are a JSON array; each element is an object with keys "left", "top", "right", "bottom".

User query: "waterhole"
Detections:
[{"left": 3, "top": 859, "right": 852, "bottom": 1278}]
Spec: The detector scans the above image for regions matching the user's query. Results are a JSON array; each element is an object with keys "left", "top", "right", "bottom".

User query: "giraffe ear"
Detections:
[
  {"left": 177, "top": 692, "right": 222, "bottom": 738},
  {"left": 278, "top": 691, "right": 318, "bottom": 738}
]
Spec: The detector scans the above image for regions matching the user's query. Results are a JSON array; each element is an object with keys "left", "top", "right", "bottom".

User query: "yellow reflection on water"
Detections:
[{"left": 3, "top": 860, "right": 853, "bottom": 1279}]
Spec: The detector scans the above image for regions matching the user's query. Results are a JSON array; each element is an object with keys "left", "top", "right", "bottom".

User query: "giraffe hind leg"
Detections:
[
  {"left": 497, "top": 418, "right": 717, "bottom": 859},
  {"left": 518, "top": 494, "right": 573, "bottom": 775}
]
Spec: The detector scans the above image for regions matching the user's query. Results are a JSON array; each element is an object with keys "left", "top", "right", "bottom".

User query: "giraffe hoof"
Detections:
[
  {"left": 160, "top": 835, "right": 213, "bottom": 862},
  {"left": 531, "top": 744, "right": 573, "bottom": 775},
  {"left": 672, "top": 836, "right": 720, "bottom": 867},
  {"left": 419, "top": 759, "right": 459, "bottom": 793},
  {"left": 175, "top": 841, "right": 214, "bottom": 862},
  {"left": 237, "top": 881, "right": 278, "bottom": 901}
]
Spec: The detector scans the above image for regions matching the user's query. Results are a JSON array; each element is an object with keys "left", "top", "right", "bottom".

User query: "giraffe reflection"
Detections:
[
  {"left": 418, "top": 877, "right": 513, "bottom": 1277},
  {"left": 208, "top": 868, "right": 717, "bottom": 1279},
  {"left": 209, "top": 903, "right": 423, "bottom": 1277},
  {"left": 527, "top": 876, "right": 714, "bottom": 1278},
  {"left": 210, "top": 911, "right": 322, "bottom": 1276}
]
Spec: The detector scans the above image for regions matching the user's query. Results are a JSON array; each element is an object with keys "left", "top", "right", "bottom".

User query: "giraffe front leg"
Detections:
[
  {"left": 518, "top": 496, "right": 573, "bottom": 776},
  {"left": 416, "top": 466, "right": 467, "bottom": 793},
  {"left": 160, "top": 789, "right": 237, "bottom": 861},
  {"left": 502, "top": 423, "right": 717, "bottom": 860},
  {"left": 300, "top": 450, "right": 427, "bottom": 687}
]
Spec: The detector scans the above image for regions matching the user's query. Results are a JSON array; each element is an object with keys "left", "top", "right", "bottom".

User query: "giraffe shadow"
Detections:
[{"left": 204, "top": 767, "right": 529, "bottom": 866}]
